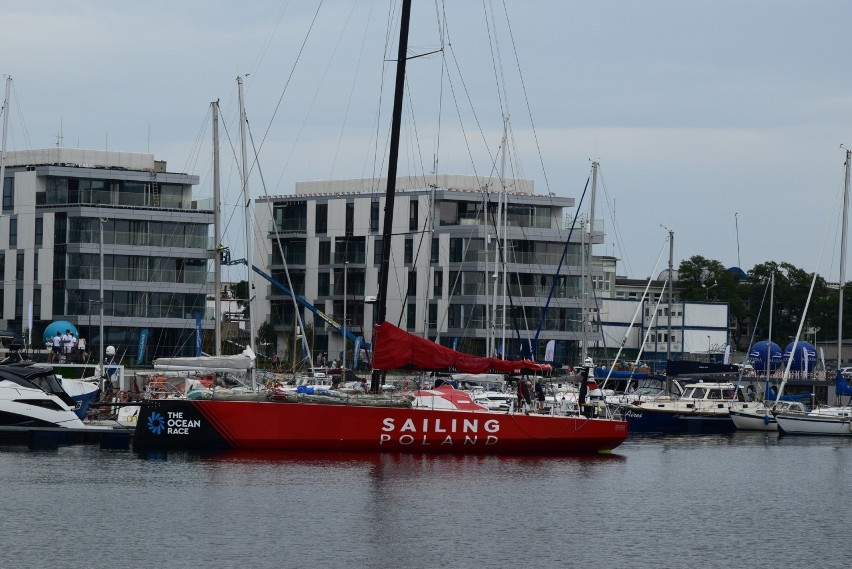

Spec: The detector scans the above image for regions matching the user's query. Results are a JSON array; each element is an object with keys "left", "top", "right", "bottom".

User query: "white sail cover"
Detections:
[{"left": 153, "top": 347, "right": 256, "bottom": 372}]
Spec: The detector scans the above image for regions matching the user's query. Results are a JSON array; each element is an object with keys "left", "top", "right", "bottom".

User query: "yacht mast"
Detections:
[
  {"left": 0, "top": 77, "right": 10, "bottom": 210},
  {"left": 237, "top": 76, "right": 256, "bottom": 388},
  {"left": 212, "top": 100, "right": 222, "bottom": 356},
  {"left": 582, "top": 161, "right": 599, "bottom": 364},
  {"left": 839, "top": 149, "right": 850, "bottom": 369},
  {"left": 372, "top": 0, "right": 412, "bottom": 393},
  {"left": 499, "top": 116, "right": 509, "bottom": 359}
]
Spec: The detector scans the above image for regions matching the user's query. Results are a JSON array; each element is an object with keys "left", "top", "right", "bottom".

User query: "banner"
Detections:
[
  {"left": 195, "top": 312, "right": 202, "bottom": 357},
  {"left": 353, "top": 336, "right": 362, "bottom": 368},
  {"left": 544, "top": 339, "right": 556, "bottom": 362},
  {"left": 137, "top": 328, "right": 149, "bottom": 365}
]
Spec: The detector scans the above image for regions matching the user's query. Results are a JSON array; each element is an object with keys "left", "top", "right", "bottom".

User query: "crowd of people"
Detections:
[{"left": 46, "top": 329, "right": 88, "bottom": 363}]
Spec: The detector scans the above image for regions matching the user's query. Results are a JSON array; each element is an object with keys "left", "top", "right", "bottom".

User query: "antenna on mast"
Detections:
[{"left": 734, "top": 212, "right": 741, "bottom": 267}]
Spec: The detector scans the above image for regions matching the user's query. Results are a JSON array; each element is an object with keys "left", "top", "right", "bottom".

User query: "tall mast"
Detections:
[
  {"left": 372, "top": 0, "right": 412, "bottom": 393},
  {"left": 582, "top": 161, "right": 599, "bottom": 363},
  {"left": 491, "top": 119, "right": 507, "bottom": 358},
  {"left": 237, "top": 76, "right": 256, "bottom": 388},
  {"left": 499, "top": 116, "right": 509, "bottom": 359},
  {"left": 0, "top": 77, "right": 10, "bottom": 208},
  {"left": 212, "top": 100, "right": 222, "bottom": 356},
  {"left": 667, "top": 229, "right": 674, "bottom": 361},
  {"left": 839, "top": 149, "right": 850, "bottom": 369}
]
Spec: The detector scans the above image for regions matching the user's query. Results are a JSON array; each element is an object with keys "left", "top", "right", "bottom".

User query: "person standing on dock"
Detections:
[
  {"left": 77, "top": 336, "right": 87, "bottom": 363},
  {"left": 52, "top": 332, "right": 62, "bottom": 362}
]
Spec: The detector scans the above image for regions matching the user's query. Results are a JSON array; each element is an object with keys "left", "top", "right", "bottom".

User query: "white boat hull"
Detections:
[
  {"left": 730, "top": 409, "right": 778, "bottom": 431},
  {"left": 776, "top": 411, "right": 852, "bottom": 436}
]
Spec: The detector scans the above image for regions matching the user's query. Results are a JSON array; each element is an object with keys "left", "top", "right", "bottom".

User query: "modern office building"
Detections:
[
  {"left": 0, "top": 148, "right": 213, "bottom": 361},
  {"left": 254, "top": 174, "right": 607, "bottom": 367}
]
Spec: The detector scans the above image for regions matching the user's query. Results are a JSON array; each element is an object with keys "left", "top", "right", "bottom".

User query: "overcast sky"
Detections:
[{"left": 3, "top": 1, "right": 852, "bottom": 281}]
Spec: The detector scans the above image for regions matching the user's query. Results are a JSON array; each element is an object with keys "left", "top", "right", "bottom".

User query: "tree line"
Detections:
[{"left": 677, "top": 255, "right": 844, "bottom": 352}]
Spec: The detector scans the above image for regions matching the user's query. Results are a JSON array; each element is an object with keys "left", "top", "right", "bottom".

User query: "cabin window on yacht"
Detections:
[
  {"left": 316, "top": 203, "right": 328, "bottom": 234},
  {"left": 2, "top": 177, "right": 13, "bottom": 211},
  {"left": 690, "top": 388, "right": 706, "bottom": 399},
  {"left": 409, "top": 199, "right": 419, "bottom": 231},
  {"left": 9, "top": 217, "right": 17, "bottom": 247},
  {"left": 433, "top": 269, "right": 443, "bottom": 297},
  {"left": 707, "top": 389, "right": 722, "bottom": 399}
]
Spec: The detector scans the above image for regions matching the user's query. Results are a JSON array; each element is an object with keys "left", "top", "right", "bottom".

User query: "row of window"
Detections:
[{"left": 271, "top": 198, "right": 556, "bottom": 236}]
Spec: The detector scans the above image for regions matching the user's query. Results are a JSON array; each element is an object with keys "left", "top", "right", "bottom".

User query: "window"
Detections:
[
  {"left": 14, "top": 288, "right": 22, "bottom": 320},
  {"left": 35, "top": 218, "right": 43, "bottom": 247},
  {"left": 374, "top": 238, "right": 383, "bottom": 266},
  {"left": 409, "top": 199, "right": 419, "bottom": 231},
  {"left": 0, "top": 252, "right": 5, "bottom": 281},
  {"left": 431, "top": 237, "right": 439, "bottom": 264},
  {"left": 428, "top": 303, "right": 438, "bottom": 329},
  {"left": 317, "top": 272, "right": 330, "bottom": 296},
  {"left": 404, "top": 238, "right": 413, "bottom": 264},
  {"left": 433, "top": 269, "right": 442, "bottom": 297},
  {"left": 345, "top": 202, "right": 354, "bottom": 236},
  {"left": 15, "top": 252, "right": 23, "bottom": 281},
  {"left": 370, "top": 200, "right": 379, "bottom": 232},
  {"left": 315, "top": 203, "right": 328, "bottom": 234},
  {"left": 407, "top": 271, "right": 416, "bottom": 296},
  {"left": 32, "top": 288, "right": 41, "bottom": 320},
  {"left": 9, "top": 217, "right": 17, "bottom": 247},
  {"left": 2, "top": 177, "right": 13, "bottom": 211},
  {"left": 406, "top": 303, "right": 416, "bottom": 329},
  {"left": 318, "top": 241, "right": 331, "bottom": 265},
  {"left": 33, "top": 252, "right": 38, "bottom": 282}
]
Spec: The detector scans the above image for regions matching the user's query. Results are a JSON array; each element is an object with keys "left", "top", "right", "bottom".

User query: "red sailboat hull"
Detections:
[{"left": 133, "top": 399, "right": 627, "bottom": 454}]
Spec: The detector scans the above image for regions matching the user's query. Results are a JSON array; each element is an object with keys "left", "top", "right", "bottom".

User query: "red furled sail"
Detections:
[{"left": 373, "top": 321, "right": 550, "bottom": 374}]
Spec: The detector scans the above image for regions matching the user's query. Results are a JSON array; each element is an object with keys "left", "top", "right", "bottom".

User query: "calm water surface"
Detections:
[{"left": 2, "top": 432, "right": 849, "bottom": 569}]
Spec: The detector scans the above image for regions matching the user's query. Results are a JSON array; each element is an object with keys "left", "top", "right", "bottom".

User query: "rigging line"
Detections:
[
  {"left": 9, "top": 80, "right": 33, "bottom": 153},
  {"left": 482, "top": 0, "right": 509, "bottom": 119},
  {"left": 216, "top": 106, "right": 247, "bottom": 248},
  {"left": 247, "top": 123, "right": 314, "bottom": 369},
  {"left": 443, "top": 28, "right": 498, "bottom": 177},
  {"left": 732, "top": 274, "right": 773, "bottom": 396},
  {"left": 597, "top": 167, "right": 633, "bottom": 278},
  {"left": 531, "top": 175, "right": 590, "bottom": 353},
  {"left": 601, "top": 237, "right": 668, "bottom": 386},
  {"left": 246, "top": 0, "right": 292, "bottom": 84},
  {"left": 499, "top": 0, "right": 552, "bottom": 196},
  {"left": 268, "top": 1, "right": 359, "bottom": 192},
  {"left": 255, "top": 0, "right": 324, "bottom": 156},
  {"left": 179, "top": 106, "right": 212, "bottom": 178},
  {"left": 325, "top": 0, "right": 374, "bottom": 182}
]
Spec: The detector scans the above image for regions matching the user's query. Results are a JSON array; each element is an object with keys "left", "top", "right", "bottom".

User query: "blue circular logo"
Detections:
[{"left": 147, "top": 411, "right": 166, "bottom": 435}]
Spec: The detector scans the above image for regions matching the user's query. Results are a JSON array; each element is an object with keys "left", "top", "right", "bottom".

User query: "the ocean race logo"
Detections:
[{"left": 147, "top": 411, "right": 166, "bottom": 435}]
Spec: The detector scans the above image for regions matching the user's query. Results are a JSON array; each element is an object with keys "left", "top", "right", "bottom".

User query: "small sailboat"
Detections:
[{"left": 776, "top": 148, "right": 852, "bottom": 436}]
